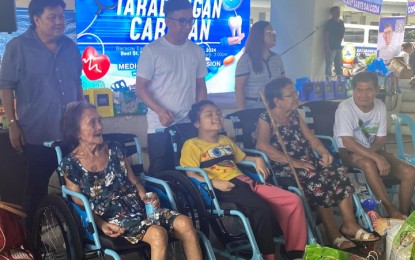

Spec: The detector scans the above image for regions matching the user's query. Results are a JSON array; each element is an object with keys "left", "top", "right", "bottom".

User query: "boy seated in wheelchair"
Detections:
[
  {"left": 59, "top": 101, "right": 202, "bottom": 260},
  {"left": 180, "top": 100, "right": 307, "bottom": 260}
]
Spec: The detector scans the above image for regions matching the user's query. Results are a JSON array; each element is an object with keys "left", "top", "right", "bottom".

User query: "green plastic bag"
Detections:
[
  {"left": 304, "top": 244, "right": 364, "bottom": 260},
  {"left": 390, "top": 211, "right": 415, "bottom": 259}
]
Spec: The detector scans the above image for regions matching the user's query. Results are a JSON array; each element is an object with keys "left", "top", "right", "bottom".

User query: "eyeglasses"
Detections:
[
  {"left": 282, "top": 92, "right": 298, "bottom": 99},
  {"left": 265, "top": 29, "right": 276, "bottom": 35},
  {"left": 167, "top": 17, "right": 195, "bottom": 27}
]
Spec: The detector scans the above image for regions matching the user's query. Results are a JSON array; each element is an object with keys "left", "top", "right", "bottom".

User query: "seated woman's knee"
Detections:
[
  {"left": 145, "top": 225, "right": 168, "bottom": 246},
  {"left": 173, "top": 215, "right": 196, "bottom": 235}
]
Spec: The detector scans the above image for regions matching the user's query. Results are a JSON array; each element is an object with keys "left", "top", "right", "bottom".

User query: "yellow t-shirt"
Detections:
[{"left": 180, "top": 135, "right": 246, "bottom": 181}]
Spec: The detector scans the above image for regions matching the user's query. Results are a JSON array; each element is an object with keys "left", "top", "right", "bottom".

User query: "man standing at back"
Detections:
[
  {"left": 324, "top": 6, "right": 345, "bottom": 79},
  {"left": 0, "top": 0, "right": 82, "bottom": 228},
  {"left": 136, "top": 0, "right": 207, "bottom": 176}
]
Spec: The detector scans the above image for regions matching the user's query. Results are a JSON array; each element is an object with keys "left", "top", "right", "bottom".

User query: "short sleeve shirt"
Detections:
[
  {"left": 136, "top": 37, "right": 208, "bottom": 133},
  {"left": 333, "top": 97, "right": 387, "bottom": 148},
  {"left": 235, "top": 52, "right": 285, "bottom": 99},
  {"left": 180, "top": 135, "right": 246, "bottom": 181}
]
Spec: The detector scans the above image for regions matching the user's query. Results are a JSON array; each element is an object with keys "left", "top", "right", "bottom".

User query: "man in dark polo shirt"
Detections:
[
  {"left": 0, "top": 0, "right": 82, "bottom": 228},
  {"left": 324, "top": 6, "right": 345, "bottom": 79}
]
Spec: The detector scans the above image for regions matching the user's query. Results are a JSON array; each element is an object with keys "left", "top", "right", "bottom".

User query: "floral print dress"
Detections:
[
  {"left": 260, "top": 111, "right": 354, "bottom": 209},
  {"left": 60, "top": 142, "right": 180, "bottom": 244}
]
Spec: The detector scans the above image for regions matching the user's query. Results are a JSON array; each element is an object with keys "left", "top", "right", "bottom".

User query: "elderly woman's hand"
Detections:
[
  {"left": 149, "top": 193, "right": 161, "bottom": 209},
  {"left": 292, "top": 158, "right": 315, "bottom": 171},
  {"left": 319, "top": 153, "right": 333, "bottom": 167},
  {"left": 102, "top": 222, "right": 125, "bottom": 238}
]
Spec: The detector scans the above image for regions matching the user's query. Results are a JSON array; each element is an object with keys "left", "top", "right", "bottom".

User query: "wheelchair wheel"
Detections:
[
  {"left": 32, "top": 194, "right": 83, "bottom": 260},
  {"left": 157, "top": 170, "right": 209, "bottom": 236},
  {"left": 158, "top": 171, "right": 247, "bottom": 250}
]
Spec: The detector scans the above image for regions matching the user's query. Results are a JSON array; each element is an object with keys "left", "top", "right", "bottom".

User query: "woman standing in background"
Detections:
[{"left": 235, "top": 21, "right": 285, "bottom": 109}]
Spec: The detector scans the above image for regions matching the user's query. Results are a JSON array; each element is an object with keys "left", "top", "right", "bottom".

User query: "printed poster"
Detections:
[{"left": 377, "top": 16, "right": 405, "bottom": 63}]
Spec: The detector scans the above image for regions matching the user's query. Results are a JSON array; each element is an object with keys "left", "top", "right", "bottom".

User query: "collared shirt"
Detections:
[
  {"left": 235, "top": 52, "right": 285, "bottom": 100},
  {"left": 0, "top": 27, "right": 82, "bottom": 145}
]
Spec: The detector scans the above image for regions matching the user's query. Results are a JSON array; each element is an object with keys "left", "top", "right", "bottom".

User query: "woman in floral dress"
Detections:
[
  {"left": 59, "top": 101, "right": 202, "bottom": 260},
  {"left": 256, "top": 77, "right": 378, "bottom": 250}
]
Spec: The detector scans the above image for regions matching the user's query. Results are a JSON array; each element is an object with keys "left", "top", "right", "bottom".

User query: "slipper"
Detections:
[
  {"left": 332, "top": 235, "right": 356, "bottom": 250},
  {"left": 340, "top": 228, "right": 380, "bottom": 242}
]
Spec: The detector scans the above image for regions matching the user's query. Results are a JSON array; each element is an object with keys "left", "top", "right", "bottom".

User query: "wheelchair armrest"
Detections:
[
  {"left": 61, "top": 186, "right": 102, "bottom": 248},
  {"left": 175, "top": 166, "right": 222, "bottom": 211},
  {"left": 143, "top": 175, "right": 178, "bottom": 211},
  {"left": 237, "top": 160, "right": 266, "bottom": 184}
]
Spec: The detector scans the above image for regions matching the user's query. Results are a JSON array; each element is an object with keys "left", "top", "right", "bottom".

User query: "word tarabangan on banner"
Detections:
[{"left": 76, "top": 0, "right": 250, "bottom": 94}]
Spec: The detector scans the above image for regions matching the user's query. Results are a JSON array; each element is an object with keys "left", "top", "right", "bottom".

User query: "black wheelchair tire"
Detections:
[
  {"left": 156, "top": 170, "right": 210, "bottom": 237},
  {"left": 32, "top": 194, "right": 84, "bottom": 260},
  {"left": 157, "top": 170, "right": 247, "bottom": 250}
]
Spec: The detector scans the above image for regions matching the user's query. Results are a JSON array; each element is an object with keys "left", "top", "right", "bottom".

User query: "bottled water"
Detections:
[{"left": 144, "top": 192, "right": 159, "bottom": 221}]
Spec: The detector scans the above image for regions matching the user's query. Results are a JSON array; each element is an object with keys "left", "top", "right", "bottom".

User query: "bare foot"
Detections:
[{"left": 389, "top": 209, "right": 407, "bottom": 220}]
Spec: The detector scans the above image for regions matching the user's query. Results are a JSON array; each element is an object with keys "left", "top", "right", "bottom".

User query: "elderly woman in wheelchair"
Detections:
[
  {"left": 255, "top": 78, "right": 379, "bottom": 250},
  {"left": 180, "top": 100, "right": 307, "bottom": 260},
  {"left": 59, "top": 101, "right": 202, "bottom": 260}
]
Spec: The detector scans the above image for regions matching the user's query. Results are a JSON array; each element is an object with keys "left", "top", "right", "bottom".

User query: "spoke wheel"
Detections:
[{"left": 32, "top": 194, "right": 83, "bottom": 260}]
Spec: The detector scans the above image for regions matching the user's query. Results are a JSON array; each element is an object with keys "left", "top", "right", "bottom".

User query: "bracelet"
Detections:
[{"left": 8, "top": 119, "right": 16, "bottom": 126}]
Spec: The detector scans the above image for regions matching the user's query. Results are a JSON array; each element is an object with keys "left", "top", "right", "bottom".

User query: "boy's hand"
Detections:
[{"left": 212, "top": 180, "right": 235, "bottom": 192}]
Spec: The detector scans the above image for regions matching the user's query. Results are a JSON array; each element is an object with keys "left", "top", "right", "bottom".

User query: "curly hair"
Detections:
[{"left": 264, "top": 77, "right": 293, "bottom": 109}]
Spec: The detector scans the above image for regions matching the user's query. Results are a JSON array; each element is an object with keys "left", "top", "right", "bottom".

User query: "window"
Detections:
[
  {"left": 404, "top": 28, "right": 415, "bottom": 43},
  {"left": 368, "top": 29, "right": 378, "bottom": 44},
  {"left": 344, "top": 28, "right": 364, "bottom": 43}
]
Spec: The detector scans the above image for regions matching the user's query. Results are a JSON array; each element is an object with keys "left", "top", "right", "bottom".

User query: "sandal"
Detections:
[
  {"left": 332, "top": 235, "right": 356, "bottom": 250},
  {"left": 340, "top": 228, "right": 379, "bottom": 242}
]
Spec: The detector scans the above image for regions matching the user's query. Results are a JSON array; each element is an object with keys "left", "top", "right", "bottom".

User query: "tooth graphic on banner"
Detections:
[{"left": 228, "top": 15, "right": 242, "bottom": 37}]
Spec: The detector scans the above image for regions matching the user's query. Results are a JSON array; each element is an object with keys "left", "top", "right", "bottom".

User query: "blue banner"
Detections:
[
  {"left": 408, "top": 0, "right": 415, "bottom": 15},
  {"left": 76, "top": 0, "right": 250, "bottom": 93},
  {"left": 341, "top": 0, "right": 382, "bottom": 15}
]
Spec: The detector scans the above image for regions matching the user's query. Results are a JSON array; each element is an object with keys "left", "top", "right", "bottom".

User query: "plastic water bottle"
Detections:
[{"left": 144, "top": 192, "right": 159, "bottom": 220}]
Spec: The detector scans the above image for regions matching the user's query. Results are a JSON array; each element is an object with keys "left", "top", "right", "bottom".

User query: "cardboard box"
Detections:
[{"left": 388, "top": 57, "right": 414, "bottom": 79}]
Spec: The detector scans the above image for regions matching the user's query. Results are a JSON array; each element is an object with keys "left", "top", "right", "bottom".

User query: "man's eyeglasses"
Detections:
[
  {"left": 167, "top": 17, "right": 196, "bottom": 27},
  {"left": 283, "top": 92, "right": 298, "bottom": 99}
]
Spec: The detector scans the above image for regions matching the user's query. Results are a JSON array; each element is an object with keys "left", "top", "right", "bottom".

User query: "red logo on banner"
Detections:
[{"left": 82, "top": 47, "right": 110, "bottom": 80}]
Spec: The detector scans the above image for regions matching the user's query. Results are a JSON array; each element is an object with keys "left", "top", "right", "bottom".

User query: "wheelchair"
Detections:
[
  {"left": 225, "top": 108, "right": 323, "bottom": 242},
  {"left": 156, "top": 122, "right": 307, "bottom": 260},
  {"left": 31, "top": 133, "right": 215, "bottom": 260},
  {"left": 225, "top": 105, "right": 377, "bottom": 233}
]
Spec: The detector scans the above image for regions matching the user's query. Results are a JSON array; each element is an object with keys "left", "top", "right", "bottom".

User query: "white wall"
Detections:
[{"left": 270, "top": 0, "right": 337, "bottom": 80}]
